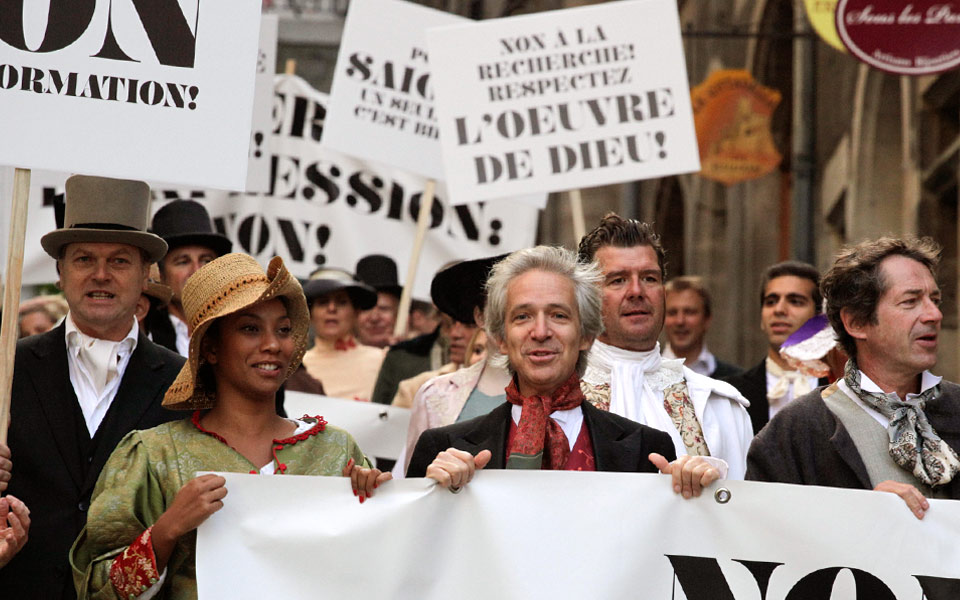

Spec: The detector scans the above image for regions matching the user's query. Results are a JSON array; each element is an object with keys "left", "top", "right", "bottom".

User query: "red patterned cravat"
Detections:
[
  {"left": 505, "top": 372, "right": 585, "bottom": 470},
  {"left": 334, "top": 337, "right": 357, "bottom": 351}
]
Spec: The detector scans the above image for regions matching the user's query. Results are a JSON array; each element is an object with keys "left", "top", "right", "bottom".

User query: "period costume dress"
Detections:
[
  {"left": 301, "top": 336, "right": 385, "bottom": 401},
  {"left": 70, "top": 413, "right": 370, "bottom": 599}
]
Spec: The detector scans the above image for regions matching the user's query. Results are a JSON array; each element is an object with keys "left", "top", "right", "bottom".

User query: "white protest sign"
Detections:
[
  {"left": 8, "top": 77, "right": 542, "bottom": 296},
  {"left": 197, "top": 473, "right": 960, "bottom": 599},
  {"left": 246, "top": 14, "right": 279, "bottom": 193},
  {"left": 283, "top": 391, "right": 410, "bottom": 460},
  {"left": 322, "top": 0, "right": 464, "bottom": 181},
  {"left": 428, "top": 0, "right": 700, "bottom": 203},
  {"left": 0, "top": 0, "right": 261, "bottom": 190}
]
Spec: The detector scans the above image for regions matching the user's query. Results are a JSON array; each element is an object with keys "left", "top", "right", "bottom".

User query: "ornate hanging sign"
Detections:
[
  {"left": 836, "top": 0, "right": 960, "bottom": 75},
  {"left": 691, "top": 70, "right": 782, "bottom": 186}
]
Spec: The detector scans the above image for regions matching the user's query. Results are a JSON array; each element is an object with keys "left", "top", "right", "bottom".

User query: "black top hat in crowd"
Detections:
[
  {"left": 150, "top": 199, "right": 232, "bottom": 257},
  {"left": 355, "top": 254, "right": 403, "bottom": 298},
  {"left": 430, "top": 254, "right": 508, "bottom": 325},
  {"left": 302, "top": 268, "right": 377, "bottom": 311}
]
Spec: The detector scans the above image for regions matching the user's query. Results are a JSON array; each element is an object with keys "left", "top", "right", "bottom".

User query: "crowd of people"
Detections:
[{"left": 0, "top": 174, "right": 956, "bottom": 599}]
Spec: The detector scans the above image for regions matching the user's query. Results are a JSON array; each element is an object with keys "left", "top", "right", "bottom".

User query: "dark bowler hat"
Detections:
[
  {"left": 302, "top": 268, "right": 377, "bottom": 311},
  {"left": 430, "top": 254, "right": 508, "bottom": 324},
  {"left": 355, "top": 254, "right": 402, "bottom": 298},
  {"left": 151, "top": 199, "right": 232, "bottom": 257},
  {"left": 40, "top": 175, "right": 167, "bottom": 261}
]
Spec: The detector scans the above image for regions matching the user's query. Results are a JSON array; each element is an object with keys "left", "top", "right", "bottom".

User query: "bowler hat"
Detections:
[
  {"left": 40, "top": 175, "right": 167, "bottom": 262},
  {"left": 151, "top": 199, "right": 232, "bottom": 257},
  {"left": 302, "top": 268, "right": 377, "bottom": 311},
  {"left": 431, "top": 254, "right": 507, "bottom": 324},
  {"left": 355, "top": 255, "right": 402, "bottom": 298}
]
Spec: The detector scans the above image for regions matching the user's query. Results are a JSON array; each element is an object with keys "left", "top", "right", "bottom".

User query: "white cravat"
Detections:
[
  {"left": 168, "top": 312, "right": 189, "bottom": 357},
  {"left": 765, "top": 357, "right": 817, "bottom": 417},
  {"left": 65, "top": 314, "right": 139, "bottom": 435},
  {"left": 585, "top": 340, "right": 684, "bottom": 422}
]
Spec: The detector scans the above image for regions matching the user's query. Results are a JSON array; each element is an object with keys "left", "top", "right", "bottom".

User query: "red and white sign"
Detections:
[{"left": 836, "top": 0, "right": 960, "bottom": 75}]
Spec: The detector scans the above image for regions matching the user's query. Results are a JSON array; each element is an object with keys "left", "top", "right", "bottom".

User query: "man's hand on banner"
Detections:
[
  {"left": 0, "top": 495, "right": 30, "bottom": 569},
  {"left": 874, "top": 480, "right": 929, "bottom": 520},
  {"left": 425, "top": 448, "right": 492, "bottom": 492},
  {"left": 342, "top": 458, "right": 392, "bottom": 504},
  {"left": 152, "top": 474, "right": 228, "bottom": 571},
  {"left": 649, "top": 453, "right": 720, "bottom": 499}
]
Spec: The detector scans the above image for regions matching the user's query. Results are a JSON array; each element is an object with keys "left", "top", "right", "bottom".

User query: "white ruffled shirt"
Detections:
[{"left": 584, "top": 340, "right": 729, "bottom": 478}]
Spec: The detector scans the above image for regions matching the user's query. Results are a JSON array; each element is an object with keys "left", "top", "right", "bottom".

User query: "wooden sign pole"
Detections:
[
  {"left": 0, "top": 168, "right": 31, "bottom": 445},
  {"left": 393, "top": 180, "right": 436, "bottom": 338},
  {"left": 568, "top": 188, "right": 586, "bottom": 242}
]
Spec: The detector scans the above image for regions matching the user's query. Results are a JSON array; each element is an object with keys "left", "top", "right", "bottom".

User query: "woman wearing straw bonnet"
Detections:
[{"left": 70, "top": 254, "right": 390, "bottom": 599}]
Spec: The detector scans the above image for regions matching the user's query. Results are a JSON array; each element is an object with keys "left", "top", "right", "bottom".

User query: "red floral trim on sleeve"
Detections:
[
  {"left": 109, "top": 527, "right": 161, "bottom": 598},
  {"left": 271, "top": 416, "right": 327, "bottom": 474}
]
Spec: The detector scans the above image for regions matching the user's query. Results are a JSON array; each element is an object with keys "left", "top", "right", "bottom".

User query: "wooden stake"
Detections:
[
  {"left": 285, "top": 59, "right": 297, "bottom": 76},
  {"left": 568, "top": 188, "right": 586, "bottom": 242},
  {"left": 0, "top": 168, "right": 30, "bottom": 444},
  {"left": 393, "top": 180, "right": 436, "bottom": 337}
]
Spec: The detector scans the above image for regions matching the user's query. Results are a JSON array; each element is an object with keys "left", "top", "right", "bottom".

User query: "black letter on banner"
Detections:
[
  {"left": 95, "top": 0, "right": 197, "bottom": 67},
  {"left": 0, "top": 0, "right": 95, "bottom": 52},
  {"left": 666, "top": 555, "right": 784, "bottom": 600},
  {"left": 277, "top": 219, "right": 305, "bottom": 262},
  {"left": 785, "top": 567, "right": 895, "bottom": 599},
  {"left": 913, "top": 575, "right": 960, "bottom": 600}
]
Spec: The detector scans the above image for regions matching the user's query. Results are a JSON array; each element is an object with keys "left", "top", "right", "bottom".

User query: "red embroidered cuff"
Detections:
[{"left": 109, "top": 527, "right": 161, "bottom": 598}]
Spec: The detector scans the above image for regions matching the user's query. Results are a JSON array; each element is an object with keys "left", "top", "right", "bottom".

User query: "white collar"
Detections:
[
  {"left": 65, "top": 312, "right": 139, "bottom": 353},
  {"left": 859, "top": 369, "right": 942, "bottom": 398},
  {"left": 663, "top": 343, "right": 716, "bottom": 375}
]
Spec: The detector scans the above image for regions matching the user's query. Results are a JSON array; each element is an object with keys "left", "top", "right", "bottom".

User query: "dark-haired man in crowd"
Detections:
[
  {"left": 748, "top": 237, "right": 960, "bottom": 517},
  {"left": 724, "top": 261, "right": 826, "bottom": 433}
]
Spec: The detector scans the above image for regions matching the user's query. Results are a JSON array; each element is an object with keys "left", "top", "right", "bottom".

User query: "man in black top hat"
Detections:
[
  {"left": 146, "top": 199, "right": 232, "bottom": 356},
  {"left": 355, "top": 255, "right": 402, "bottom": 348},
  {"left": 0, "top": 175, "right": 185, "bottom": 600}
]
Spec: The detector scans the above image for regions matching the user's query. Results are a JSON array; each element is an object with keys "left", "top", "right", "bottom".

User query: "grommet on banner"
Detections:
[{"left": 714, "top": 487, "right": 732, "bottom": 504}]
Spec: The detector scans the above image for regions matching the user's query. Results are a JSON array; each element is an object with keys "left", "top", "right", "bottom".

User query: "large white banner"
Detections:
[
  {"left": 197, "top": 473, "right": 960, "bottom": 599},
  {"left": 0, "top": 0, "right": 262, "bottom": 190},
  {"left": 4, "top": 76, "right": 541, "bottom": 297},
  {"left": 322, "top": 0, "right": 464, "bottom": 180},
  {"left": 428, "top": 0, "right": 701, "bottom": 203},
  {"left": 283, "top": 391, "right": 410, "bottom": 460}
]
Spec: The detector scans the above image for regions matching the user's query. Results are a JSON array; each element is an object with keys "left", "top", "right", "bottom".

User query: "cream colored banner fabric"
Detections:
[{"left": 196, "top": 472, "right": 960, "bottom": 599}]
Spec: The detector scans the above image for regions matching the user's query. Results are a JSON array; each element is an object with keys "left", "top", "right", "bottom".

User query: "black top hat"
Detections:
[
  {"left": 151, "top": 200, "right": 232, "bottom": 257},
  {"left": 41, "top": 175, "right": 167, "bottom": 262},
  {"left": 355, "top": 255, "right": 402, "bottom": 298},
  {"left": 302, "top": 268, "right": 377, "bottom": 311},
  {"left": 430, "top": 254, "right": 508, "bottom": 324}
]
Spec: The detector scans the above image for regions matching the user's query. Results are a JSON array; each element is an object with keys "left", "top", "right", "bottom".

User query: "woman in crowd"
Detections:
[
  {"left": 300, "top": 268, "right": 385, "bottom": 401},
  {"left": 71, "top": 254, "right": 389, "bottom": 599}
]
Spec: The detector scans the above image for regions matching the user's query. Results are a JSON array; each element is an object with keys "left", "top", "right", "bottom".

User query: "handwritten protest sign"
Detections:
[
  {"left": 0, "top": 0, "right": 261, "bottom": 190},
  {"left": 323, "top": 0, "right": 464, "bottom": 181},
  {"left": 428, "top": 0, "right": 700, "bottom": 203}
]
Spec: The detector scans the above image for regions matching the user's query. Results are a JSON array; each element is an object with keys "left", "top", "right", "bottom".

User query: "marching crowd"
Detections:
[{"left": 0, "top": 175, "right": 956, "bottom": 599}]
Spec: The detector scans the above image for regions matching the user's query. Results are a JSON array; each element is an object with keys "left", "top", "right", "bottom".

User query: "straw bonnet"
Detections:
[
  {"left": 302, "top": 268, "right": 377, "bottom": 311},
  {"left": 40, "top": 175, "right": 168, "bottom": 262},
  {"left": 431, "top": 254, "right": 508, "bottom": 324},
  {"left": 151, "top": 199, "right": 232, "bottom": 257},
  {"left": 162, "top": 253, "right": 309, "bottom": 410}
]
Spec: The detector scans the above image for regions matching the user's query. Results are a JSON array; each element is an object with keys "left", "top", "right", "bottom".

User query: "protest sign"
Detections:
[
  {"left": 198, "top": 473, "right": 960, "bottom": 599},
  {"left": 0, "top": 0, "right": 261, "bottom": 190},
  {"left": 246, "top": 15, "right": 279, "bottom": 193},
  {"left": 6, "top": 77, "right": 541, "bottom": 297},
  {"left": 427, "top": 0, "right": 700, "bottom": 203},
  {"left": 323, "top": 0, "right": 464, "bottom": 181},
  {"left": 283, "top": 391, "right": 410, "bottom": 460}
]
